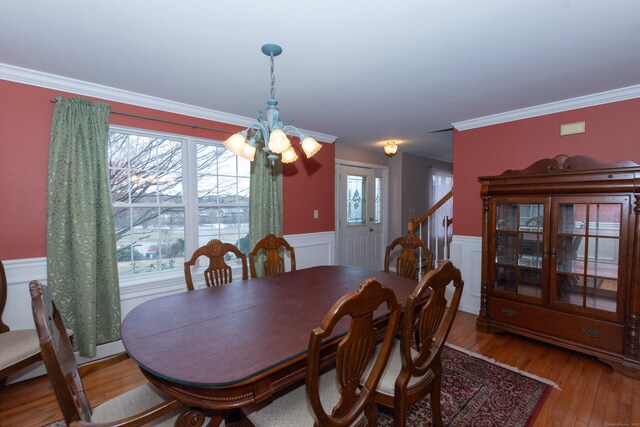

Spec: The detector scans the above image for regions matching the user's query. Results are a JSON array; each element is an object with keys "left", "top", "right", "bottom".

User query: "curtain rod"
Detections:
[{"left": 49, "top": 99, "right": 235, "bottom": 135}]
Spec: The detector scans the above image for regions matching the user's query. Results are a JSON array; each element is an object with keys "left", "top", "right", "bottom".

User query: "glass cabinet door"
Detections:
[
  {"left": 550, "top": 197, "right": 628, "bottom": 318},
  {"left": 493, "top": 200, "right": 546, "bottom": 301}
]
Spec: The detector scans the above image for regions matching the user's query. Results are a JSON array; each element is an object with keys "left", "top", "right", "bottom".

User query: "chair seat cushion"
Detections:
[
  {"left": 92, "top": 382, "right": 221, "bottom": 426},
  {"left": 0, "top": 329, "right": 40, "bottom": 371},
  {"left": 243, "top": 371, "right": 363, "bottom": 426},
  {"left": 365, "top": 339, "right": 434, "bottom": 397}
]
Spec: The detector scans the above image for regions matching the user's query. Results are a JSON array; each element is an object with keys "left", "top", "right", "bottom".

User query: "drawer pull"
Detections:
[
  {"left": 582, "top": 327, "right": 602, "bottom": 338},
  {"left": 502, "top": 308, "right": 517, "bottom": 318}
]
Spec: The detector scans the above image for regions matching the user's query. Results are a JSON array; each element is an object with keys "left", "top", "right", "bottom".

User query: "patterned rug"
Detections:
[
  {"left": 377, "top": 344, "right": 555, "bottom": 426},
  {"left": 43, "top": 345, "right": 554, "bottom": 427}
]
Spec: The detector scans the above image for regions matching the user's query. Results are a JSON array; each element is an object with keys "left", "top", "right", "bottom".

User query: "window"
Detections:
[
  {"left": 108, "top": 126, "right": 250, "bottom": 280},
  {"left": 374, "top": 176, "right": 382, "bottom": 224},
  {"left": 346, "top": 174, "right": 366, "bottom": 226}
]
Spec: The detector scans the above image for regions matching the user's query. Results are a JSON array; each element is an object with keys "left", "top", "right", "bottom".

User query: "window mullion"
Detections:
[{"left": 183, "top": 137, "right": 199, "bottom": 260}]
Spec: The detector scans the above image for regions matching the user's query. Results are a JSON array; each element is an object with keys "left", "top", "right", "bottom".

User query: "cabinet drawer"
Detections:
[{"left": 488, "top": 297, "right": 624, "bottom": 353}]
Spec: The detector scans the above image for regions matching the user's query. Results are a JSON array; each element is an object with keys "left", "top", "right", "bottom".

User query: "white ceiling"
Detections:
[{"left": 2, "top": 1, "right": 640, "bottom": 163}]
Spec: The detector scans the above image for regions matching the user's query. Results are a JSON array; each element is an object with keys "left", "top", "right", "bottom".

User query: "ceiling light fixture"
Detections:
[
  {"left": 383, "top": 140, "right": 398, "bottom": 157},
  {"left": 223, "top": 44, "right": 322, "bottom": 165}
]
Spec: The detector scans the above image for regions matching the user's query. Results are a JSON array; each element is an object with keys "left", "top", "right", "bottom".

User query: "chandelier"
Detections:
[{"left": 223, "top": 44, "right": 323, "bottom": 165}]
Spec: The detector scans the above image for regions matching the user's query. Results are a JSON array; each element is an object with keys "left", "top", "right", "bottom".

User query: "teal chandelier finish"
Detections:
[{"left": 224, "top": 44, "right": 322, "bottom": 165}]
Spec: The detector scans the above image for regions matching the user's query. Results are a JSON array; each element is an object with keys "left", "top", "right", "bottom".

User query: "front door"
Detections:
[{"left": 337, "top": 165, "right": 385, "bottom": 269}]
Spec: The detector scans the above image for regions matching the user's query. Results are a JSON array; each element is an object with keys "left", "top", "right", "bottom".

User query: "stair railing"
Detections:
[{"left": 407, "top": 189, "right": 453, "bottom": 277}]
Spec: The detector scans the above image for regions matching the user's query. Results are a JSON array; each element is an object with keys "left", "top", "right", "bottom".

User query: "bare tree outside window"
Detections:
[{"left": 109, "top": 129, "right": 250, "bottom": 277}]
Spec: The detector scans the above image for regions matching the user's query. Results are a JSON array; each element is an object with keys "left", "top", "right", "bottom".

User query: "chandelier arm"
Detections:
[{"left": 280, "top": 125, "right": 302, "bottom": 137}]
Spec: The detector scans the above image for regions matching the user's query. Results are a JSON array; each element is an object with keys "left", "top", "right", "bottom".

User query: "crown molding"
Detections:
[
  {"left": 0, "top": 62, "right": 337, "bottom": 143},
  {"left": 452, "top": 84, "right": 640, "bottom": 131}
]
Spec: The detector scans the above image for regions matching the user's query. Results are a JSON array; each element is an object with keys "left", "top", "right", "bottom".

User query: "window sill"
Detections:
[{"left": 118, "top": 265, "right": 248, "bottom": 300}]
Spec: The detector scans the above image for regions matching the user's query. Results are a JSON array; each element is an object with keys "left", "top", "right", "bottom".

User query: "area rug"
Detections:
[
  {"left": 377, "top": 343, "right": 557, "bottom": 426},
  {"left": 43, "top": 344, "right": 556, "bottom": 427}
]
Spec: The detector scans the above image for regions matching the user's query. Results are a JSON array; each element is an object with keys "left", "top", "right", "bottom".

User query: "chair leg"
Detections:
[
  {"left": 365, "top": 402, "right": 379, "bottom": 426},
  {"left": 431, "top": 373, "right": 444, "bottom": 427},
  {"left": 393, "top": 391, "right": 408, "bottom": 427}
]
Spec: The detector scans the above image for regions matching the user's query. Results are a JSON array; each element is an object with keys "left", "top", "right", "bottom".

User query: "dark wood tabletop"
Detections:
[{"left": 121, "top": 265, "right": 419, "bottom": 410}]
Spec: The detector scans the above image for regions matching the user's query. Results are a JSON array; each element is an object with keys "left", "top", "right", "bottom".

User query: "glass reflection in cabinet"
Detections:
[
  {"left": 496, "top": 204, "right": 518, "bottom": 230},
  {"left": 495, "top": 265, "right": 516, "bottom": 292},
  {"left": 555, "top": 202, "right": 621, "bottom": 314},
  {"left": 496, "top": 231, "right": 516, "bottom": 264},
  {"left": 494, "top": 202, "right": 544, "bottom": 299},
  {"left": 518, "top": 267, "right": 542, "bottom": 298}
]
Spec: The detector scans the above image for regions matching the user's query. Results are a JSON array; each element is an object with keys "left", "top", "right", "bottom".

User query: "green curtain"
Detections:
[
  {"left": 249, "top": 140, "right": 283, "bottom": 277},
  {"left": 47, "top": 97, "right": 120, "bottom": 358}
]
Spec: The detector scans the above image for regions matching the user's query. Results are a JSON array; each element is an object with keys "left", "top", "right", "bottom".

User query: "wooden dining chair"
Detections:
[
  {"left": 371, "top": 260, "right": 464, "bottom": 427},
  {"left": 29, "top": 280, "right": 210, "bottom": 427},
  {"left": 384, "top": 232, "right": 434, "bottom": 281},
  {"left": 0, "top": 259, "right": 42, "bottom": 387},
  {"left": 248, "top": 234, "right": 296, "bottom": 278},
  {"left": 184, "top": 239, "right": 248, "bottom": 291},
  {"left": 242, "top": 278, "right": 402, "bottom": 427}
]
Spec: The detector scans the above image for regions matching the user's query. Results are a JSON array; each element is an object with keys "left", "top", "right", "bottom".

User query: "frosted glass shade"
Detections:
[
  {"left": 301, "top": 137, "right": 322, "bottom": 158},
  {"left": 267, "top": 129, "right": 291, "bottom": 154},
  {"left": 224, "top": 133, "right": 247, "bottom": 155},
  {"left": 239, "top": 143, "right": 256, "bottom": 161},
  {"left": 383, "top": 141, "right": 398, "bottom": 157},
  {"left": 281, "top": 146, "right": 299, "bottom": 163}
]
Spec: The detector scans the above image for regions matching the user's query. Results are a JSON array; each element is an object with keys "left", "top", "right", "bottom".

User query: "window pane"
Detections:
[
  {"left": 496, "top": 204, "right": 518, "bottom": 231},
  {"left": 196, "top": 141, "right": 249, "bottom": 255},
  {"left": 196, "top": 144, "right": 219, "bottom": 175},
  {"left": 495, "top": 231, "right": 516, "bottom": 264},
  {"left": 519, "top": 204, "right": 543, "bottom": 232},
  {"left": 588, "top": 204, "right": 621, "bottom": 237},
  {"left": 495, "top": 265, "right": 516, "bottom": 292},
  {"left": 347, "top": 174, "right": 366, "bottom": 226},
  {"left": 109, "top": 130, "right": 185, "bottom": 277},
  {"left": 519, "top": 267, "right": 542, "bottom": 298},
  {"left": 218, "top": 151, "right": 238, "bottom": 176},
  {"left": 110, "top": 129, "right": 250, "bottom": 279},
  {"left": 158, "top": 172, "right": 182, "bottom": 204},
  {"left": 558, "top": 204, "right": 587, "bottom": 235},
  {"left": 519, "top": 232, "right": 542, "bottom": 268},
  {"left": 198, "top": 174, "right": 218, "bottom": 203}
]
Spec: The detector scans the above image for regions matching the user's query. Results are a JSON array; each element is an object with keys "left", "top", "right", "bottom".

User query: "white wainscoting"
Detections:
[
  {"left": 2, "top": 231, "right": 336, "bottom": 384},
  {"left": 449, "top": 235, "right": 483, "bottom": 315}
]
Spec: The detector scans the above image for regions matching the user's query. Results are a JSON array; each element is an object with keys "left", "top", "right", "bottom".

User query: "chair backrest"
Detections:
[
  {"left": 399, "top": 260, "right": 464, "bottom": 383},
  {"left": 306, "top": 278, "right": 401, "bottom": 426},
  {"left": 29, "top": 280, "right": 92, "bottom": 424},
  {"left": 184, "top": 239, "right": 248, "bottom": 291},
  {"left": 249, "top": 234, "right": 296, "bottom": 278},
  {"left": 384, "top": 233, "right": 434, "bottom": 280},
  {"left": 1, "top": 260, "right": 9, "bottom": 333}
]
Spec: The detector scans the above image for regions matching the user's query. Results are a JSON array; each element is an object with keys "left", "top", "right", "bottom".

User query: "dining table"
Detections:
[{"left": 121, "top": 265, "right": 420, "bottom": 423}]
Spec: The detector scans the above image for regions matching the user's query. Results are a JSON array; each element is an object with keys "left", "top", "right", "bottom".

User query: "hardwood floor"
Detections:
[{"left": 1, "top": 310, "right": 638, "bottom": 426}]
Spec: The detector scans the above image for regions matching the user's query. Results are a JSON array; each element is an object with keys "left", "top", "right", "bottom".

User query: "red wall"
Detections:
[
  {"left": 0, "top": 79, "right": 334, "bottom": 260},
  {"left": 453, "top": 97, "right": 640, "bottom": 237},
  {"left": 283, "top": 142, "right": 335, "bottom": 235}
]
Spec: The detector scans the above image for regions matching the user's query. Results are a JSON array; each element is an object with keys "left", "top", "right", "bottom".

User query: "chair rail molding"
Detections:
[{"left": 2, "top": 231, "right": 336, "bottom": 384}]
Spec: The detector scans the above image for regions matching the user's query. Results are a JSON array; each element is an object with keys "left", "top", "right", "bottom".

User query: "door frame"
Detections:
[{"left": 335, "top": 159, "right": 390, "bottom": 268}]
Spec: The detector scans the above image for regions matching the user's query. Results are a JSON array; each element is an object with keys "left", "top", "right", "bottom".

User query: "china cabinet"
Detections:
[{"left": 476, "top": 154, "right": 640, "bottom": 377}]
